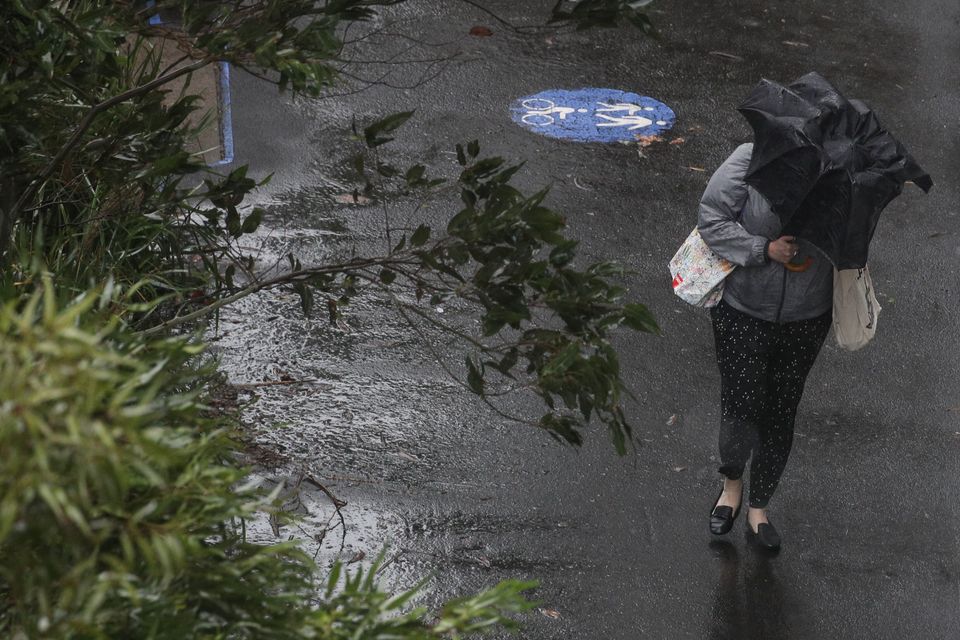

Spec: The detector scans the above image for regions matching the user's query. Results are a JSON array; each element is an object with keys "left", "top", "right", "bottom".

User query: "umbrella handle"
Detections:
[{"left": 784, "top": 257, "right": 814, "bottom": 273}]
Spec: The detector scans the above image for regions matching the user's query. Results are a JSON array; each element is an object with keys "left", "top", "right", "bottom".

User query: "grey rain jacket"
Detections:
[{"left": 697, "top": 143, "right": 833, "bottom": 323}]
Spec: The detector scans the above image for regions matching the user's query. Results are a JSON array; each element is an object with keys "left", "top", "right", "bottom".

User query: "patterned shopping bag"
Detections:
[{"left": 669, "top": 228, "right": 736, "bottom": 308}]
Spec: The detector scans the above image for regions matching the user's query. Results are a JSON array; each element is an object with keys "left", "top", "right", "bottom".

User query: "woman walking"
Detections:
[{"left": 698, "top": 142, "right": 834, "bottom": 551}]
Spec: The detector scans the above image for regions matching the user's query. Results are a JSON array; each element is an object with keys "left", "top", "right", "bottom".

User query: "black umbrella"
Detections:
[{"left": 737, "top": 72, "right": 933, "bottom": 269}]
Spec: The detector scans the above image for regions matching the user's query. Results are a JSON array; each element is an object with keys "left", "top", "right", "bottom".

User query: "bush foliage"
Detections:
[
  {"left": 0, "top": 0, "right": 657, "bottom": 637},
  {"left": 0, "top": 278, "right": 535, "bottom": 638}
]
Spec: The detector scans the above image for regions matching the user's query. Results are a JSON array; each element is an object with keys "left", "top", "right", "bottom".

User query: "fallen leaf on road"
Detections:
[
  {"left": 686, "top": 166, "right": 707, "bottom": 172},
  {"left": 539, "top": 608, "right": 561, "bottom": 619},
  {"left": 348, "top": 551, "right": 366, "bottom": 564},
  {"left": 669, "top": 137, "right": 686, "bottom": 146},
  {"left": 474, "top": 555, "right": 492, "bottom": 568},
  {"left": 666, "top": 414, "right": 678, "bottom": 426},
  {"left": 782, "top": 40, "right": 810, "bottom": 47},
  {"left": 636, "top": 135, "right": 664, "bottom": 147},
  {"left": 573, "top": 176, "right": 593, "bottom": 191},
  {"left": 335, "top": 193, "right": 372, "bottom": 205},
  {"left": 708, "top": 51, "right": 743, "bottom": 62},
  {"left": 469, "top": 26, "right": 493, "bottom": 36}
]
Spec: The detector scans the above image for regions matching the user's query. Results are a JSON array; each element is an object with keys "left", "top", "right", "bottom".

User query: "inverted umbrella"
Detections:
[{"left": 737, "top": 72, "right": 933, "bottom": 269}]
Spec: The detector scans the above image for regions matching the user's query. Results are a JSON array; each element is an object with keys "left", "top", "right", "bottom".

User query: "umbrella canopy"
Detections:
[{"left": 738, "top": 72, "right": 933, "bottom": 269}]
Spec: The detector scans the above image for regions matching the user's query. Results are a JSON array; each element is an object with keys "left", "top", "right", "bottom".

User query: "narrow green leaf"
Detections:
[
  {"left": 364, "top": 110, "right": 415, "bottom": 147},
  {"left": 405, "top": 164, "right": 426, "bottom": 184},
  {"left": 410, "top": 224, "right": 430, "bottom": 247},
  {"left": 225, "top": 207, "right": 241, "bottom": 237},
  {"left": 376, "top": 163, "right": 399, "bottom": 178},
  {"left": 622, "top": 303, "right": 660, "bottom": 334},
  {"left": 466, "top": 356, "right": 484, "bottom": 395},
  {"left": 241, "top": 207, "right": 264, "bottom": 234},
  {"left": 351, "top": 153, "right": 365, "bottom": 175}
]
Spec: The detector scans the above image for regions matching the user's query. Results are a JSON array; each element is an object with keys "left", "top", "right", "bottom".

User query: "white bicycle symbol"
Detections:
[{"left": 521, "top": 98, "right": 577, "bottom": 127}]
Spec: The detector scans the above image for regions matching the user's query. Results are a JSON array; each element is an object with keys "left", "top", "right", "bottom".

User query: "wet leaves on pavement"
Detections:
[
  {"left": 636, "top": 134, "right": 664, "bottom": 147},
  {"left": 335, "top": 192, "right": 372, "bottom": 205}
]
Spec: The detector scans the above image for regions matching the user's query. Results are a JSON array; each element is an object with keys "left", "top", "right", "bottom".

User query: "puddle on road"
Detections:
[
  {"left": 212, "top": 0, "right": 638, "bottom": 620},
  {"left": 211, "top": 174, "right": 577, "bottom": 623},
  {"left": 215, "top": 286, "right": 482, "bottom": 483}
]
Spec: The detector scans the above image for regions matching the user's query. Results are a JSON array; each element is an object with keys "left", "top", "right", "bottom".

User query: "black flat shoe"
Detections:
[
  {"left": 746, "top": 519, "right": 782, "bottom": 552},
  {"left": 709, "top": 484, "right": 742, "bottom": 535}
]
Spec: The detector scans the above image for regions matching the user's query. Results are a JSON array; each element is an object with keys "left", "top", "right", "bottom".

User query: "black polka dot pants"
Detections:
[{"left": 710, "top": 299, "right": 831, "bottom": 508}]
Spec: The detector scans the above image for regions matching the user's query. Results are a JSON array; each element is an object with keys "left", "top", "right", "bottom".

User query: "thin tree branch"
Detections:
[
  {"left": 453, "top": 0, "right": 558, "bottom": 33},
  {"left": 301, "top": 474, "right": 348, "bottom": 556},
  {"left": 391, "top": 294, "right": 541, "bottom": 428},
  {"left": 137, "top": 256, "right": 417, "bottom": 335},
  {"left": 455, "top": 0, "right": 519, "bottom": 28}
]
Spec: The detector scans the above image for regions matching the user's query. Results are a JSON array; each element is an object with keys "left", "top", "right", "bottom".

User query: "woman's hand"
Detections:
[{"left": 767, "top": 236, "right": 798, "bottom": 265}]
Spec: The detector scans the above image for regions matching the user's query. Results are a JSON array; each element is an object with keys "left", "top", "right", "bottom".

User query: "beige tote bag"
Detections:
[{"left": 832, "top": 267, "right": 881, "bottom": 351}]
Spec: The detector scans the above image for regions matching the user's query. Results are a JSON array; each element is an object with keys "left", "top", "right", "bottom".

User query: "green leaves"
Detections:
[
  {"left": 373, "top": 142, "right": 659, "bottom": 451},
  {"left": 621, "top": 302, "right": 660, "bottom": 334},
  {"left": 551, "top": 0, "right": 659, "bottom": 34},
  {"left": 348, "top": 114, "right": 444, "bottom": 208},
  {"left": 0, "top": 281, "right": 256, "bottom": 635},
  {"left": 241, "top": 207, "right": 265, "bottom": 234},
  {"left": 316, "top": 553, "right": 535, "bottom": 637},
  {"left": 363, "top": 111, "right": 415, "bottom": 148},
  {"left": 466, "top": 356, "right": 485, "bottom": 395},
  {"left": 0, "top": 1, "right": 664, "bottom": 638},
  {"left": 0, "top": 278, "right": 539, "bottom": 638},
  {"left": 455, "top": 139, "right": 481, "bottom": 166},
  {"left": 410, "top": 224, "right": 431, "bottom": 247}
]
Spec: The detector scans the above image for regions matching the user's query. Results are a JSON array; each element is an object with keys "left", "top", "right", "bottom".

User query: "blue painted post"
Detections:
[
  {"left": 144, "top": 5, "right": 235, "bottom": 166},
  {"left": 145, "top": 0, "right": 162, "bottom": 25},
  {"left": 214, "top": 62, "right": 235, "bottom": 166}
]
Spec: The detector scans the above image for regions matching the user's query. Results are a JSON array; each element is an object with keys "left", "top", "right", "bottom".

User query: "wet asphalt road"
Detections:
[{"left": 216, "top": 1, "right": 960, "bottom": 638}]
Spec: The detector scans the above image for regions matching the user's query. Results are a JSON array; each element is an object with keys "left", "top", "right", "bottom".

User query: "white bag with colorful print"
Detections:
[{"left": 669, "top": 228, "right": 736, "bottom": 308}]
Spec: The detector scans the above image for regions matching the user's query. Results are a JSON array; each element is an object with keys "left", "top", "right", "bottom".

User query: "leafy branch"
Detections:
[{"left": 148, "top": 113, "right": 661, "bottom": 451}]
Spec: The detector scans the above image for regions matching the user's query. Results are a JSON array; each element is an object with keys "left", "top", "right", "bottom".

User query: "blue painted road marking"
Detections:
[{"left": 511, "top": 88, "right": 675, "bottom": 143}]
